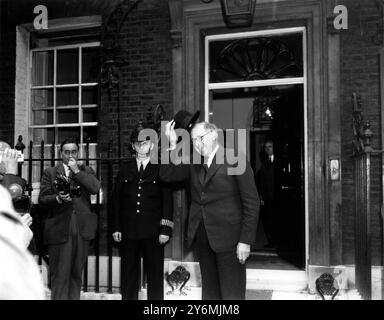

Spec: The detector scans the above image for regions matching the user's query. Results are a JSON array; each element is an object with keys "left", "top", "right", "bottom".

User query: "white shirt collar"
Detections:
[
  {"left": 136, "top": 157, "right": 150, "bottom": 170},
  {"left": 63, "top": 163, "right": 70, "bottom": 176},
  {"left": 269, "top": 154, "right": 274, "bottom": 163},
  {"left": 206, "top": 144, "right": 220, "bottom": 168}
]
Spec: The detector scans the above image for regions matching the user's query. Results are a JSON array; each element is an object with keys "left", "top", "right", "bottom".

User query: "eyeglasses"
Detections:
[
  {"left": 62, "top": 150, "right": 78, "bottom": 156},
  {"left": 192, "top": 130, "right": 213, "bottom": 144},
  {"left": 133, "top": 140, "right": 151, "bottom": 147}
]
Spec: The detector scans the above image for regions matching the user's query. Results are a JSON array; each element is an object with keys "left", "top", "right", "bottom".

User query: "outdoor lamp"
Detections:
[{"left": 220, "top": 0, "right": 256, "bottom": 28}]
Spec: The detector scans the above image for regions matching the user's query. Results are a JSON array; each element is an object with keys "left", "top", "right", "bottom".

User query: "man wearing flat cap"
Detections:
[{"left": 112, "top": 121, "right": 174, "bottom": 300}]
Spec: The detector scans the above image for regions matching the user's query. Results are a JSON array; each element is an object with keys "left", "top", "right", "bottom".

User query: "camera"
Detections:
[
  {"left": 6, "top": 182, "right": 31, "bottom": 216},
  {"left": 54, "top": 173, "right": 81, "bottom": 198},
  {"left": 12, "top": 195, "right": 31, "bottom": 216}
]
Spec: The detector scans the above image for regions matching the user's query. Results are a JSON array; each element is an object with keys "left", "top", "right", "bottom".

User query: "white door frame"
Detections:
[{"left": 204, "top": 27, "right": 309, "bottom": 270}]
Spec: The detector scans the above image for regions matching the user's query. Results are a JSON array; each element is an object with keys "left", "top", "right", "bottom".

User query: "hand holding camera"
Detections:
[
  {"left": 58, "top": 191, "right": 72, "bottom": 203},
  {"left": 54, "top": 173, "right": 81, "bottom": 201}
]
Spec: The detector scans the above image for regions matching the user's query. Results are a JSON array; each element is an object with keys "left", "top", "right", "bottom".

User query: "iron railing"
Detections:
[
  {"left": 17, "top": 138, "right": 128, "bottom": 293},
  {"left": 351, "top": 92, "right": 384, "bottom": 300}
]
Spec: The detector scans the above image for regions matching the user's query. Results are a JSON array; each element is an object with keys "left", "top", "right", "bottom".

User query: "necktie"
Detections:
[
  {"left": 139, "top": 162, "right": 144, "bottom": 176},
  {"left": 200, "top": 163, "right": 208, "bottom": 183}
]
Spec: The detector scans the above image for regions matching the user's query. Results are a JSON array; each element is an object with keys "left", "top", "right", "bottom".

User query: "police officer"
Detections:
[{"left": 112, "top": 122, "right": 173, "bottom": 300}]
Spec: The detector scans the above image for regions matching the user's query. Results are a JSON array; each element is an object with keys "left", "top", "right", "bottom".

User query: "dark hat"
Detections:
[
  {"left": 173, "top": 110, "right": 200, "bottom": 132},
  {"left": 130, "top": 121, "right": 155, "bottom": 142}
]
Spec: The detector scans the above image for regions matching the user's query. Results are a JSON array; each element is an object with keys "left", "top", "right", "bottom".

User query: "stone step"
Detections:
[
  {"left": 246, "top": 269, "right": 308, "bottom": 291},
  {"left": 44, "top": 287, "right": 362, "bottom": 300}
]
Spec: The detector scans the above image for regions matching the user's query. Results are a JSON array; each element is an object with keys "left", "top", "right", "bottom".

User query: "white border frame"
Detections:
[{"left": 204, "top": 26, "right": 309, "bottom": 271}]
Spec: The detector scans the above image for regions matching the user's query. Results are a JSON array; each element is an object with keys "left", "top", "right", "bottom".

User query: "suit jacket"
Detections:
[
  {"left": 38, "top": 164, "right": 101, "bottom": 245},
  {"left": 256, "top": 156, "right": 282, "bottom": 202},
  {"left": 112, "top": 160, "right": 173, "bottom": 240},
  {"left": 160, "top": 146, "right": 259, "bottom": 253}
]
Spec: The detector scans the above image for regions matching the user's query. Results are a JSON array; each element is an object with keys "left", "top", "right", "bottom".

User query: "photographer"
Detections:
[
  {"left": 0, "top": 143, "right": 33, "bottom": 248},
  {"left": 38, "top": 138, "right": 101, "bottom": 300}
]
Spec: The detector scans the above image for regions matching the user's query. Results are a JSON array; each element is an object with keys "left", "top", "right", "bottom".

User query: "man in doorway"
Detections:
[
  {"left": 112, "top": 122, "right": 173, "bottom": 300},
  {"left": 38, "top": 137, "right": 101, "bottom": 300},
  {"left": 256, "top": 139, "right": 280, "bottom": 249},
  {"left": 160, "top": 120, "right": 259, "bottom": 300}
]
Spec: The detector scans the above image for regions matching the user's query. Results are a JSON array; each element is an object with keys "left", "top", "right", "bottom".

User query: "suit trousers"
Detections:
[
  {"left": 260, "top": 200, "right": 279, "bottom": 247},
  {"left": 196, "top": 222, "right": 246, "bottom": 300},
  {"left": 48, "top": 213, "right": 89, "bottom": 300},
  {"left": 120, "top": 236, "right": 164, "bottom": 300}
]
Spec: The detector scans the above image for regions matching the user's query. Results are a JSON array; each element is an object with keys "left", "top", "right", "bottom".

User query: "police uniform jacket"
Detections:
[{"left": 112, "top": 160, "right": 173, "bottom": 240}]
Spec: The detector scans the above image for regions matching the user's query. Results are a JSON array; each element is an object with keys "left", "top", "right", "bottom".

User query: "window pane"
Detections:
[
  {"left": 33, "top": 128, "right": 55, "bottom": 144},
  {"left": 209, "top": 33, "right": 303, "bottom": 83},
  {"left": 57, "top": 109, "right": 78, "bottom": 124},
  {"left": 83, "top": 126, "right": 97, "bottom": 143},
  {"left": 31, "top": 89, "right": 53, "bottom": 109},
  {"left": 57, "top": 48, "right": 79, "bottom": 84},
  {"left": 58, "top": 127, "right": 80, "bottom": 143},
  {"left": 82, "top": 86, "right": 98, "bottom": 105},
  {"left": 32, "top": 110, "right": 53, "bottom": 125},
  {"left": 83, "top": 107, "right": 98, "bottom": 123},
  {"left": 82, "top": 47, "right": 99, "bottom": 83},
  {"left": 56, "top": 87, "right": 78, "bottom": 106},
  {"left": 32, "top": 51, "right": 53, "bottom": 86}
]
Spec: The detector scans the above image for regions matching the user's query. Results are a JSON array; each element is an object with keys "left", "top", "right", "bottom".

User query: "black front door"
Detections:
[{"left": 250, "top": 84, "right": 305, "bottom": 269}]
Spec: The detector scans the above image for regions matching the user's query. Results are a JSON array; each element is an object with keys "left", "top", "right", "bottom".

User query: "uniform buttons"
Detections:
[
  {"left": 139, "top": 179, "right": 143, "bottom": 182},
  {"left": 138, "top": 186, "right": 142, "bottom": 190},
  {"left": 138, "top": 194, "right": 141, "bottom": 197},
  {"left": 136, "top": 209, "right": 140, "bottom": 213},
  {"left": 137, "top": 202, "right": 140, "bottom": 205}
]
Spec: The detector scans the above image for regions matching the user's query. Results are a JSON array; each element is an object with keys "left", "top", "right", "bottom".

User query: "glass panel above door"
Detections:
[{"left": 209, "top": 33, "right": 303, "bottom": 83}]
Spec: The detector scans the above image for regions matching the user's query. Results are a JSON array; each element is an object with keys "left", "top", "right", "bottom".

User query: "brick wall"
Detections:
[
  {"left": 0, "top": 1, "right": 16, "bottom": 146},
  {"left": 96, "top": 0, "right": 173, "bottom": 256},
  {"left": 98, "top": 0, "right": 173, "bottom": 158},
  {"left": 340, "top": 0, "right": 383, "bottom": 265}
]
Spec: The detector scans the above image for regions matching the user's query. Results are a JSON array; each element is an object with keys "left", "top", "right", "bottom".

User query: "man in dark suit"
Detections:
[
  {"left": 160, "top": 120, "right": 259, "bottom": 300},
  {"left": 38, "top": 138, "right": 100, "bottom": 300},
  {"left": 256, "top": 139, "right": 281, "bottom": 249},
  {"left": 112, "top": 122, "right": 173, "bottom": 300}
]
